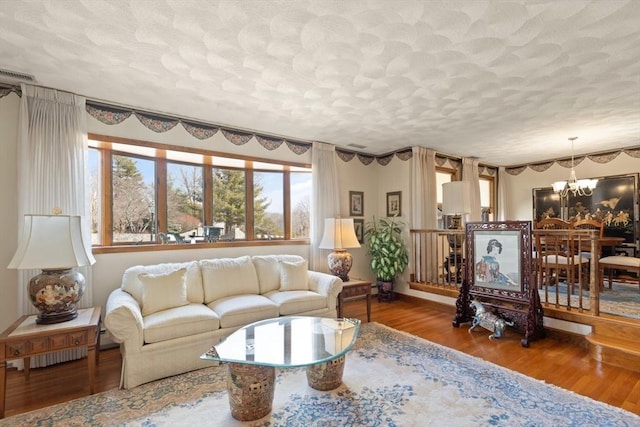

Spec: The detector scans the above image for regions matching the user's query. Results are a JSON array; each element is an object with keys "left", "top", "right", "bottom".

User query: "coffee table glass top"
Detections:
[{"left": 201, "top": 316, "right": 360, "bottom": 368}]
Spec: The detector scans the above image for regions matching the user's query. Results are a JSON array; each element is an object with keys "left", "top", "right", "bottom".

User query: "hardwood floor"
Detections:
[{"left": 3, "top": 297, "right": 640, "bottom": 419}]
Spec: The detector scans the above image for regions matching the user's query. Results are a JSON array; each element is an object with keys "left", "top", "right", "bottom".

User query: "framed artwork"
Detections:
[
  {"left": 532, "top": 187, "right": 563, "bottom": 223},
  {"left": 386, "top": 191, "right": 401, "bottom": 217},
  {"left": 349, "top": 191, "right": 364, "bottom": 216},
  {"left": 566, "top": 173, "right": 637, "bottom": 244},
  {"left": 456, "top": 220, "right": 544, "bottom": 347},
  {"left": 533, "top": 173, "right": 638, "bottom": 244},
  {"left": 353, "top": 218, "right": 364, "bottom": 243},
  {"left": 465, "top": 221, "right": 533, "bottom": 303}
]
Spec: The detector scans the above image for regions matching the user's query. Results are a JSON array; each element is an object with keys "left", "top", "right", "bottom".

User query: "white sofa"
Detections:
[{"left": 104, "top": 254, "right": 343, "bottom": 389}]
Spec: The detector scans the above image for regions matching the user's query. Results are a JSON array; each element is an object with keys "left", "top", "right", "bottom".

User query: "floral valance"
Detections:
[
  {"left": 505, "top": 146, "right": 640, "bottom": 176},
  {"left": 6, "top": 90, "right": 635, "bottom": 170}
]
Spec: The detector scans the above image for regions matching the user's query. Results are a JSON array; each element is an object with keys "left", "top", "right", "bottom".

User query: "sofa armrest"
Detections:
[
  {"left": 105, "top": 288, "right": 144, "bottom": 350},
  {"left": 307, "top": 270, "right": 343, "bottom": 298}
]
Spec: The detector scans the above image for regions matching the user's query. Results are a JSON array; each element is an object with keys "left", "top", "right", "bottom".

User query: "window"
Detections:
[
  {"left": 254, "top": 171, "right": 283, "bottom": 239},
  {"left": 212, "top": 167, "right": 246, "bottom": 240},
  {"left": 436, "top": 169, "right": 455, "bottom": 229},
  {"left": 111, "top": 154, "right": 155, "bottom": 244},
  {"left": 290, "top": 172, "right": 311, "bottom": 239},
  {"left": 167, "top": 162, "right": 203, "bottom": 239},
  {"left": 479, "top": 175, "right": 495, "bottom": 221},
  {"left": 89, "top": 136, "right": 311, "bottom": 249}
]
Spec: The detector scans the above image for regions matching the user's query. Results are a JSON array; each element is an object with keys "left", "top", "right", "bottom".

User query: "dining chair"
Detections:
[
  {"left": 535, "top": 218, "right": 572, "bottom": 230},
  {"left": 572, "top": 219, "right": 604, "bottom": 237},
  {"left": 598, "top": 255, "right": 640, "bottom": 291},
  {"left": 571, "top": 218, "right": 604, "bottom": 260},
  {"left": 534, "top": 222, "right": 588, "bottom": 294}
]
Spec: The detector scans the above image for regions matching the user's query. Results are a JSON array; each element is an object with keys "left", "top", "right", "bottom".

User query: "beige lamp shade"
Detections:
[
  {"left": 319, "top": 218, "right": 360, "bottom": 282},
  {"left": 442, "top": 181, "right": 471, "bottom": 215},
  {"left": 319, "top": 218, "right": 361, "bottom": 250},
  {"left": 8, "top": 214, "right": 95, "bottom": 324},
  {"left": 9, "top": 214, "right": 96, "bottom": 269}
]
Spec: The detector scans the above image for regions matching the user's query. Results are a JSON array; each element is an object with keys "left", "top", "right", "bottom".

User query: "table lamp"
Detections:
[
  {"left": 8, "top": 214, "right": 96, "bottom": 324},
  {"left": 319, "top": 218, "right": 361, "bottom": 281}
]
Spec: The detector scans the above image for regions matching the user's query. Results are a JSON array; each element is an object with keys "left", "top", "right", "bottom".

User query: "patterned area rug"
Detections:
[
  {"left": 3, "top": 323, "right": 638, "bottom": 427},
  {"left": 539, "top": 281, "right": 640, "bottom": 320}
]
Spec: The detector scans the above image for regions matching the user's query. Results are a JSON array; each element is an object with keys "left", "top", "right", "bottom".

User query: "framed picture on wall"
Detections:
[
  {"left": 534, "top": 173, "right": 638, "bottom": 245},
  {"left": 349, "top": 191, "right": 364, "bottom": 216},
  {"left": 532, "top": 187, "right": 564, "bottom": 223},
  {"left": 386, "top": 191, "right": 401, "bottom": 217},
  {"left": 566, "top": 173, "right": 637, "bottom": 244}
]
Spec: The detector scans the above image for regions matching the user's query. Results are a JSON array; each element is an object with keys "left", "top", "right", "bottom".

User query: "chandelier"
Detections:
[{"left": 552, "top": 137, "right": 598, "bottom": 197}]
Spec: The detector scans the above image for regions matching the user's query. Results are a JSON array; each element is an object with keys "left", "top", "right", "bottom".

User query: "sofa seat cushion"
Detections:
[
  {"left": 267, "top": 291, "right": 327, "bottom": 315},
  {"left": 208, "top": 295, "right": 279, "bottom": 329},
  {"left": 144, "top": 303, "right": 220, "bottom": 344}
]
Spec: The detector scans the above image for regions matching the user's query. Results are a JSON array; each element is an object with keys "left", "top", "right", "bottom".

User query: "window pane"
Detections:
[
  {"left": 167, "top": 163, "right": 203, "bottom": 241},
  {"left": 88, "top": 148, "right": 101, "bottom": 245},
  {"left": 436, "top": 171, "right": 453, "bottom": 229},
  {"left": 112, "top": 154, "right": 155, "bottom": 243},
  {"left": 291, "top": 172, "right": 311, "bottom": 239},
  {"left": 436, "top": 172, "right": 452, "bottom": 204},
  {"left": 479, "top": 177, "right": 494, "bottom": 221},
  {"left": 479, "top": 179, "right": 491, "bottom": 208},
  {"left": 213, "top": 168, "right": 246, "bottom": 240},
  {"left": 254, "top": 171, "right": 284, "bottom": 239}
]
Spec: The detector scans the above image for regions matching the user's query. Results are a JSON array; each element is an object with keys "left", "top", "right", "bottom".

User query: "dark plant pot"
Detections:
[{"left": 377, "top": 280, "right": 395, "bottom": 303}]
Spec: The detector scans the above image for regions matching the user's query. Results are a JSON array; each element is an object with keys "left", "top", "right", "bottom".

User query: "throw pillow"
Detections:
[
  {"left": 139, "top": 268, "right": 189, "bottom": 316},
  {"left": 279, "top": 260, "right": 309, "bottom": 291}
]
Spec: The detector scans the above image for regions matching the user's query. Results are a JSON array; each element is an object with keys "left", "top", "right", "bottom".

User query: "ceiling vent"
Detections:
[
  {"left": 0, "top": 68, "right": 36, "bottom": 84},
  {"left": 347, "top": 143, "right": 367, "bottom": 149}
]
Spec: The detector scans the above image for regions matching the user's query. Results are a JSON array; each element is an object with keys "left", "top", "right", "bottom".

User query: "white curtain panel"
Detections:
[
  {"left": 462, "top": 157, "right": 482, "bottom": 222},
  {"left": 497, "top": 166, "right": 509, "bottom": 220},
  {"left": 410, "top": 147, "right": 437, "bottom": 228},
  {"left": 310, "top": 142, "right": 340, "bottom": 272},
  {"left": 410, "top": 147, "right": 438, "bottom": 281},
  {"left": 16, "top": 84, "right": 92, "bottom": 367}
]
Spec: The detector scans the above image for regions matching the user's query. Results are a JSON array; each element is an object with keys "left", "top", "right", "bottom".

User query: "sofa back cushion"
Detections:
[
  {"left": 200, "top": 255, "right": 260, "bottom": 303},
  {"left": 139, "top": 268, "right": 189, "bottom": 316},
  {"left": 252, "top": 255, "right": 306, "bottom": 294},
  {"left": 122, "top": 261, "right": 204, "bottom": 305}
]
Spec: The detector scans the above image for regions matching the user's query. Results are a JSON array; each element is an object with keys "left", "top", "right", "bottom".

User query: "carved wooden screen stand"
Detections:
[{"left": 453, "top": 221, "right": 545, "bottom": 348}]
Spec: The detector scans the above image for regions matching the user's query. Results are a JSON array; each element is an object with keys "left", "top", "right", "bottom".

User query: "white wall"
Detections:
[{"left": 335, "top": 155, "right": 382, "bottom": 282}]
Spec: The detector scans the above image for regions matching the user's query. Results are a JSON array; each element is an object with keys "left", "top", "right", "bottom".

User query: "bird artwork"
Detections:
[{"left": 597, "top": 197, "right": 621, "bottom": 210}]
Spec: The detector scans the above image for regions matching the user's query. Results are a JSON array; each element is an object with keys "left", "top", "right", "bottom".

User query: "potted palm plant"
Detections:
[{"left": 364, "top": 216, "right": 409, "bottom": 301}]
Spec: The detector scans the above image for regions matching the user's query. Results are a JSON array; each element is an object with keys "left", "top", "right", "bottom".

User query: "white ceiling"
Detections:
[{"left": 1, "top": 0, "right": 639, "bottom": 166}]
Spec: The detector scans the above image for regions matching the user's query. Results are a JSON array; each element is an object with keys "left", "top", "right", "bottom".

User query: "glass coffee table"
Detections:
[{"left": 201, "top": 316, "right": 360, "bottom": 421}]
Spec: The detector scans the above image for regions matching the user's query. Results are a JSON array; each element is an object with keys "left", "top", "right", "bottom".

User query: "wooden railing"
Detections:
[{"left": 409, "top": 228, "right": 606, "bottom": 316}]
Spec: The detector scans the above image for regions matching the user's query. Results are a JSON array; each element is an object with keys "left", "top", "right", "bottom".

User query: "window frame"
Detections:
[{"left": 89, "top": 134, "right": 311, "bottom": 253}]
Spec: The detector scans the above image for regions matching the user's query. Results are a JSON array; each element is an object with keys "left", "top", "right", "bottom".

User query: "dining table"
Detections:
[{"left": 580, "top": 236, "right": 626, "bottom": 257}]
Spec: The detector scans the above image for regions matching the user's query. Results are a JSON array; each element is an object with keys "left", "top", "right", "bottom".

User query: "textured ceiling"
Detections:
[{"left": 1, "top": 0, "right": 639, "bottom": 166}]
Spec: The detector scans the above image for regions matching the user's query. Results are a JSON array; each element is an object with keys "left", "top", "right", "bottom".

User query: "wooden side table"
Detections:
[
  {"left": 0, "top": 307, "right": 101, "bottom": 418},
  {"left": 338, "top": 279, "right": 372, "bottom": 322}
]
